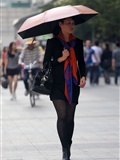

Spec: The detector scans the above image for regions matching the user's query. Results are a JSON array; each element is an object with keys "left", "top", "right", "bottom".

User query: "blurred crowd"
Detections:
[
  {"left": 0, "top": 38, "right": 120, "bottom": 100},
  {"left": 84, "top": 40, "right": 120, "bottom": 86}
]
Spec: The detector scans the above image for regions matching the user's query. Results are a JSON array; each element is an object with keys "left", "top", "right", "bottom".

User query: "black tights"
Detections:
[{"left": 53, "top": 100, "right": 76, "bottom": 148}]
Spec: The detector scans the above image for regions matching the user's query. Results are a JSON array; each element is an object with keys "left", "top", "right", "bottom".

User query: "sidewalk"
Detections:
[{"left": 1, "top": 77, "right": 119, "bottom": 160}]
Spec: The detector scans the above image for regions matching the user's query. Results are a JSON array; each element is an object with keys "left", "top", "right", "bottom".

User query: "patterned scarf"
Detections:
[{"left": 57, "top": 33, "right": 78, "bottom": 104}]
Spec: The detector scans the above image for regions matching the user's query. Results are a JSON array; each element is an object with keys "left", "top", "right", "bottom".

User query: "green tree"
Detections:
[{"left": 40, "top": 0, "right": 120, "bottom": 42}]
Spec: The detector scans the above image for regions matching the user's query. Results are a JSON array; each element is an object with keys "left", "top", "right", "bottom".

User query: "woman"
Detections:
[
  {"left": 43, "top": 17, "right": 86, "bottom": 160},
  {"left": 4, "top": 42, "right": 19, "bottom": 100}
]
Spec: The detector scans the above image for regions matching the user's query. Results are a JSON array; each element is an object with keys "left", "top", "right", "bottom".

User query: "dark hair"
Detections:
[
  {"left": 8, "top": 42, "right": 17, "bottom": 58},
  {"left": 105, "top": 43, "right": 110, "bottom": 49},
  {"left": 53, "top": 19, "right": 65, "bottom": 37},
  {"left": 3, "top": 47, "right": 7, "bottom": 52},
  {"left": 116, "top": 41, "right": 120, "bottom": 47},
  {"left": 95, "top": 40, "right": 99, "bottom": 46},
  {"left": 8, "top": 42, "right": 16, "bottom": 53}
]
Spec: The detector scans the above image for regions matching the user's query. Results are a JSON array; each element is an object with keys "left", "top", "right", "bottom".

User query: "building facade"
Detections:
[{"left": 1, "top": 0, "right": 52, "bottom": 47}]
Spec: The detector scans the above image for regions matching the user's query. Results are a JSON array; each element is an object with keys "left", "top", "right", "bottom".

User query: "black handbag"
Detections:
[
  {"left": 32, "top": 62, "right": 53, "bottom": 95},
  {"left": 1, "top": 75, "right": 8, "bottom": 89}
]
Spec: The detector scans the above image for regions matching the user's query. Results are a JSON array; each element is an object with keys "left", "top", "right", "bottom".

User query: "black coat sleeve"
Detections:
[
  {"left": 43, "top": 39, "right": 53, "bottom": 66},
  {"left": 76, "top": 39, "right": 86, "bottom": 78},
  {"left": 43, "top": 39, "right": 62, "bottom": 67}
]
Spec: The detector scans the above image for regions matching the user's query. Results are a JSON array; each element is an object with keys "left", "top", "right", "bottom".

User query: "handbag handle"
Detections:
[
  {"left": 43, "top": 61, "right": 52, "bottom": 71},
  {"left": 41, "top": 62, "right": 52, "bottom": 85}
]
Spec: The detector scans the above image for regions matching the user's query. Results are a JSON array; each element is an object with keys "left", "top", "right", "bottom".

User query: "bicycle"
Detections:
[{"left": 25, "top": 61, "right": 38, "bottom": 107}]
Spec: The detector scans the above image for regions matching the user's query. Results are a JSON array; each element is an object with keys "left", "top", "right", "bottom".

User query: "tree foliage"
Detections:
[{"left": 40, "top": 0, "right": 120, "bottom": 42}]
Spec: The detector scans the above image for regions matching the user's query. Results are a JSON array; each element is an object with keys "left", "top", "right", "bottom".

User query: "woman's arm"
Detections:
[
  {"left": 77, "top": 40, "right": 86, "bottom": 88},
  {"left": 77, "top": 40, "right": 86, "bottom": 78},
  {"left": 43, "top": 39, "right": 64, "bottom": 68},
  {"left": 4, "top": 58, "right": 8, "bottom": 75}
]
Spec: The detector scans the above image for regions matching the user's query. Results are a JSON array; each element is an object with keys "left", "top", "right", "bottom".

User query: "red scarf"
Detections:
[{"left": 57, "top": 33, "right": 78, "bottom": 104}]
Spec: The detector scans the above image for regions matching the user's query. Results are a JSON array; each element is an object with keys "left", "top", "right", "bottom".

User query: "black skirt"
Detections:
[
  {"left": 50, "top": 77, "right": 80, "bottom": 105},
  {"left": 7, "top": 68, "right": 19, "bottom": 76}
]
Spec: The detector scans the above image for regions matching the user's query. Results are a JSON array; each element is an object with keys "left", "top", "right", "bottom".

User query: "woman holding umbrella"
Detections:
[
  {"left": 18, "top": 5, "right": 98, "bottom": 160},
  {"left": 43, "top": 17, "right": 86, "bottom": 160}
]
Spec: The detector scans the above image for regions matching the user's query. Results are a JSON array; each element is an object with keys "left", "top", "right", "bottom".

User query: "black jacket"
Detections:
[
  {"left": 101, "top": 49, "right": 112, "bottom": 69},
  {"left": 43, "top": 37, "right": 86, "bottom": 104}
]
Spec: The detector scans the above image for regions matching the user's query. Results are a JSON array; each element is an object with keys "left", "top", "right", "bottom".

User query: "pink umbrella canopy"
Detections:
[{"left": 18, "top": 5, "right": 98, "bottom": 39}]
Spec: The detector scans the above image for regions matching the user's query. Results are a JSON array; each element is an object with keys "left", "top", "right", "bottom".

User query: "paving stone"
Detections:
[{"left": 1, "top": 77, "right": 119, "bottom": 160}]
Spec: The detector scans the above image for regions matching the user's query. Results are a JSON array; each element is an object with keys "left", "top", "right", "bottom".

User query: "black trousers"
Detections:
[
  {"left": 86, "top": 65, "right": 98, "bottom": 85},
  {"left": 114, "top": 66, "right": 120, "bottom": 85}
]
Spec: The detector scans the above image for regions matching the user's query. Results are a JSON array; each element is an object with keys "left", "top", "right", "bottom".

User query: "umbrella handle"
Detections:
[{"left": 31, "top": 37, "right": 36, "bottom": 44}]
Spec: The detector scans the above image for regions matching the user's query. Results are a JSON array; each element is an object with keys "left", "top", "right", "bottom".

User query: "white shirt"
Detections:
[
  {"left": 19, "top": 45, "right": 42, "bottom": 69},
  {"left": 91, "top": 46, "right": 103, "bottom": 63}
]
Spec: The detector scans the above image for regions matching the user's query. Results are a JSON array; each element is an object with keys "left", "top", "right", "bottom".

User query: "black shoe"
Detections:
[{"left": 62, "top": 148, "right": 69, "bottom": 160}]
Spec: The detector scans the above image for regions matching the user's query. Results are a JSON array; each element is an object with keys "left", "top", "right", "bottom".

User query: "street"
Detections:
[{"left": 1, "top": 77, "right": 119, "bottom": 160}]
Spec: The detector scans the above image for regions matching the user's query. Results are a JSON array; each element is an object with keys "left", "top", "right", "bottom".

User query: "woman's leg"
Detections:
[
  {"left": 13, "top": 75, "right": 18, "bottom": 92},
  {"left": 66, "top": 103, "right": 76, "bottom": 146},
  {"left": 52, "top": 100, "right": 68, "bottom": 148},
  {"left": 13, "top": 75, "right": 18, "bottom": 99},
  {"left": 52, "top": 100, "right": 76, "bottom": 160},
  {"left": 66, "top": 103, "right": 76, "bottom": 159},
  {"left": 8, "top": 76, "right": 13, "bottom": 99}
]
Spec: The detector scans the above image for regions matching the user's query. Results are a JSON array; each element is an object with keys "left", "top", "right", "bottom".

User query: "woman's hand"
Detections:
[
  {"left": 79, "top": 77, "right": 86, "bottom": 88},
  {"left": 57, "top": 48, "right": 69, "bottom": 62},
  {"left": 62, "top": 48, "right": 69, "bottom": 60}
]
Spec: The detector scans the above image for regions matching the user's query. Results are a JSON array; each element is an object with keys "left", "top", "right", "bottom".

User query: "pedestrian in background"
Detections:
[
  {"left": 92, "top": 40, "right": 103, "bottom": 85},
  {"left": 0, "top": 52, "right": 2, "bottom": 85},
  {"left": 2, "top": 46, "right": 8, "bottom": 73},
  {"left": 101, "top": 43, "right": 112, "bottom": 84},
  {"left": 17, "top": 46, "right": 24, "bottom": 80},
  {"left": 84, "top": 40, "right": 98, "bottom": 85},
  {"left": 43, "top": 17, "right": 86, "bottom": 160},
  {"left": 112, "top": 41, "right": 120, "bottom": 85},
  {"left": 19, "top": 38, "right": 42, "bottom": 96},
  {"left": 4, "top": 42, "right": 20, "bottom": 100},
  {"left": 39, "top": 45, "right": 45, "bottom": 68}
]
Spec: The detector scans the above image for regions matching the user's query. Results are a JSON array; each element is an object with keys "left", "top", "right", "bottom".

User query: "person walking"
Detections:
[
  {"left": 0, "top": 52, "right": 2, "bottom": 85},
  {"left": 112, "top": 41, "right": 120, "bottom": 85},
  {"left": 43, "top": 17, "right": 86, "bottom": 160},
  {"left": 19, "top": 38, "right": 42, "bottom": 95},
  {"left": 101, "top": 43, "right": 112, "bottom": 84},
  {"left": 92, "top": 40, "right": 103, "bottom": 85},
  {"left": 4, "top": 42, "right": 19, "bottom": 100},
  {"left": 84, "top": 40, "right": 98, "bottom": 85},
  {"left": 2, "top": 46, "right": 8, "bottom": 73}
]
